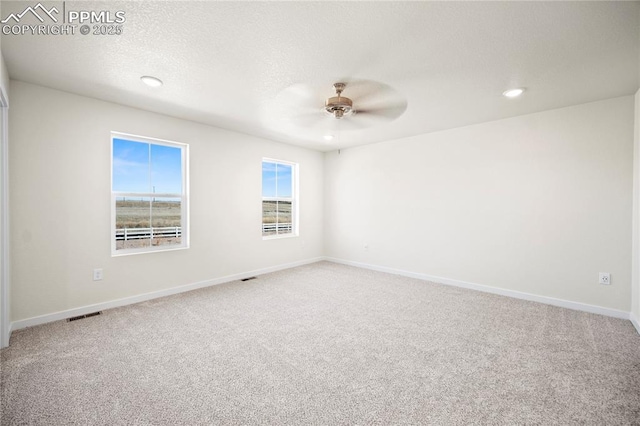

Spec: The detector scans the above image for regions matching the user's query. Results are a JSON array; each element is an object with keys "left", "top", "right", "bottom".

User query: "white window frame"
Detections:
[
  {"left": 262, "top": 158, "right": 299, "bottom": 240},
  {"left": 111, "top": 132, "right": 189, "bottom": 256}
]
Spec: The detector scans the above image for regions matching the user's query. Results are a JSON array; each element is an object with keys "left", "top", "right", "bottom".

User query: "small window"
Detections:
[
  {"left": 262, "top": 159, "right": 298, "bottom": 238},
  {"left": 111, "top": 133, "right": 188, "bottom": 255}
]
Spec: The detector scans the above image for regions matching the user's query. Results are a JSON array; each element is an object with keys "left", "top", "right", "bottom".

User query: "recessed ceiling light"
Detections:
[
  {"left": 140, "top": 76, "right": 163, "bottom": 88},
  {"left": 324, "top": 135, "right": 334, "bottom": 141},
  {"left": 503, "top": 88, "right": 525, "bottom": 98}
]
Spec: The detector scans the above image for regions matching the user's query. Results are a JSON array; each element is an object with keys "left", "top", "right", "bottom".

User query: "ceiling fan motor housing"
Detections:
[
  {"left": 325, "top": 96, "right": 353, "bottom": 118},
  {"left": 325, "top": 83, "right": 353, "bottom": 119}
]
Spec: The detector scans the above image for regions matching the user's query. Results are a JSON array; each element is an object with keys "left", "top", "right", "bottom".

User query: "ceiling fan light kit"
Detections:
[{"left": 325, "top": 83, "right": 354, "bottom": 119}]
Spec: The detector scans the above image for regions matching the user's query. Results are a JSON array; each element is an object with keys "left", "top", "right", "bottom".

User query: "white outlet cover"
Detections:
[
  {"left": 93, "top": 269, "right": 103, "bottom": 281},
  {"left": 599, "top": 272, "right": 610, "bottom": 285}
]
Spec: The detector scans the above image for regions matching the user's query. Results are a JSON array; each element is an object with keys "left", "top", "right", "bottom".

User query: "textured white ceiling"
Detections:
[{"left": 2, "top": 1, "right": 639, "bottom": 151}]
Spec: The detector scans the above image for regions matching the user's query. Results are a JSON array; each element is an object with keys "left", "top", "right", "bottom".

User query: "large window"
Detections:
[
  {"left": 262, "top": 159, "right": 297, "bottom": 238},
  {"left": 111, "top": 133, "right": 188, "bottom": 255}
]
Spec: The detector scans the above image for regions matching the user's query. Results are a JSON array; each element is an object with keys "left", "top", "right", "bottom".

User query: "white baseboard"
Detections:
[
  {"left": 10, "top": 257, "right": 324, "bottom": 333},
  {"left": 325, "top": 257, "right": 631, "bottom": 321},
  {"left": 631, "top": 312, "right": 640, "bottom": 335}
]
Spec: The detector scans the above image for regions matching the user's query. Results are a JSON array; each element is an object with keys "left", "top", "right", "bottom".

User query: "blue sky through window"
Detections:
[
  {"left": 262, "top": 161, "right": 292, "bottom": 197},
  {"left": 113, "top": 138, "right": 182, "bottom": 194}
]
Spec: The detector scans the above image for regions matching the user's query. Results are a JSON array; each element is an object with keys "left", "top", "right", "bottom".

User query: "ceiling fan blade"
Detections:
[
  {"left": 288, "top": 111, "right": 329, "bottom": 128},
  {"left": 330, "top": 118, "right": 365, "bottom": 132},
  {"left": 343, "top": 80, "right": 405, "bottom": 106},
  {"left": 273, "top": 83, "right": 325, "bottom": 114},
  {"left": 314, "top": 101, "right": 407, "bottom": 132},
  {"left": 355, "top": 102, "right": 408, "bottom": 120},
  {"left": 262, "top": 83, "right": 325, "bottom": 130}
]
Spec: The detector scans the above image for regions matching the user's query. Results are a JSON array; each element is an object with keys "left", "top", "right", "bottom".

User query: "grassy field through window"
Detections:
[
  {"left": 115, "top": 199, "right": 181, "bottom": 250},
  {"left": 262, "top": 200, "right": 292, "bottom": 236}
]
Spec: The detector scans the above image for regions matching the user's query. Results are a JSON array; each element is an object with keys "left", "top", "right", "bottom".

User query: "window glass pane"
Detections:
[
  {"left": 150, "top": 144, "right": 182, "bottom": 194},
  {"left": 115, "top": 196, "right": 151, "bottom": 251},
  {"left": 262, "top": 199, "right": 278, "bottom": 236},
  {"left": 277, "top": 200, "right": 292, "bottom": 234},
  {"left": 262, "top": 161, "right": 277, "bottom": 197},
  {"left": 151, "top": 198, "right": 182, "bottom": 247},
  {"left": 276, "top": 163, "right": 292, "bottom": 198},
  {"left": 112, "top": 139, "right": 150, "bottom": 192}
]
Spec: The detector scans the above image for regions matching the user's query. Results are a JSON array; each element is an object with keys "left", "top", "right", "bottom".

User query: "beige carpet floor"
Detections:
[{"left": 2, "top": 261, "right": 640, "bottom": 425}]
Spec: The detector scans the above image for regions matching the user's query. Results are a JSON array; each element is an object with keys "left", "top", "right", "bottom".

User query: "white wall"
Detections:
[
  {"left": 633, "top": 89, "right": 640, "bottom": 328},
  {"left": 633, "top": 8, "right": 640, "bottom": 330},
  {"left": 0, "top": 52, "right": 8, "bottom": 347},
  {"left": 325, "top": 96, "right": 634, "bottom": 312},
  {"left": 9, "top": 80, "right": 323, "bottom": 322}
]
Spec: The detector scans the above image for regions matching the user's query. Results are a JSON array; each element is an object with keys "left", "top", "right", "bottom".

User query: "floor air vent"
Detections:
[
  {"left": 241, "top": 276, "right": 257, "bottom": 282},
  {"left": 67, "top": 312, "right": 102, "bottom": 322}
]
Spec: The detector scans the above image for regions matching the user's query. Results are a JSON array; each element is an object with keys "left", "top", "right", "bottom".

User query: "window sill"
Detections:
[
  {"left": 262, "top": 233, "right": 299, "bottom": 241},
  {"left": 112, "top": 244, "right": 189, "bottom": 257}
]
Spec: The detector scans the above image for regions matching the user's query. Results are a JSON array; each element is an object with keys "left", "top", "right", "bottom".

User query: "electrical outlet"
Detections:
[
  {"left": 93, "top": 269, "right": 103, "bottom": 281},
  {"left": 599, "top": 272, "right": 610, "bottom": 285}
]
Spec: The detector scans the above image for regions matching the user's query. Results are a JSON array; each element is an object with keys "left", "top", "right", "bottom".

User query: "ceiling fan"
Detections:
[{"left": 273, "top": 80, "right": 408, "bottom": 131}]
